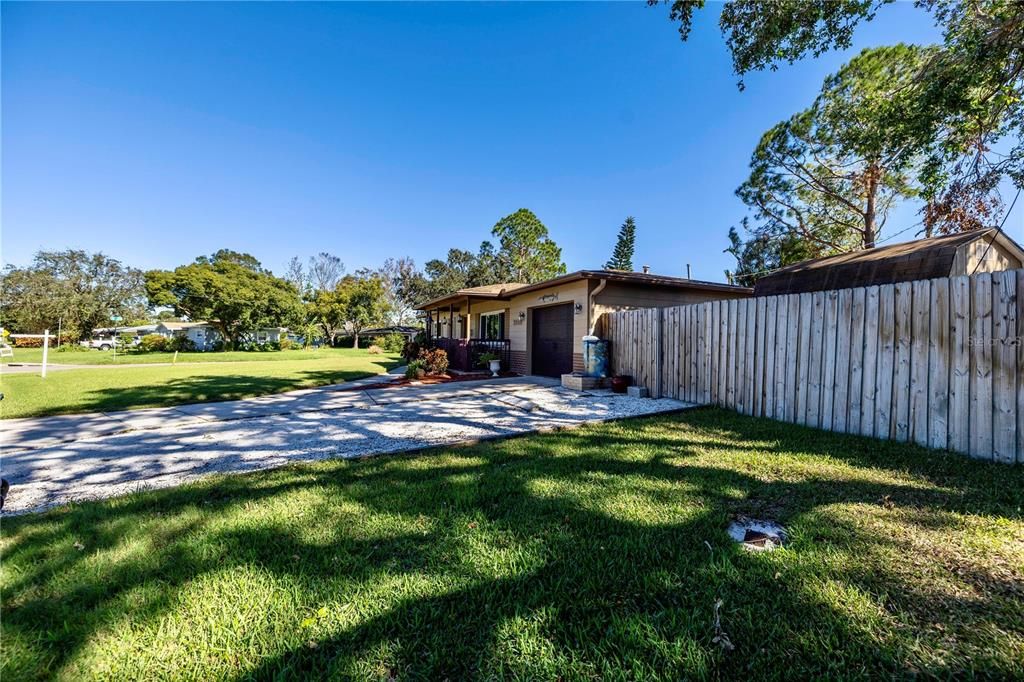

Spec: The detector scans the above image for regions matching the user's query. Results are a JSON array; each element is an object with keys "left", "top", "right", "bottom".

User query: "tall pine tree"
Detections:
[{"left": 605, "top": 216, "right": 636, "bottom": 271}]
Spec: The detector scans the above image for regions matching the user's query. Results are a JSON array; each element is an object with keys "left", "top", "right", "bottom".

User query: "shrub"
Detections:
[
  {"left": 13, "top": 337, "right": 44, "bottom": 348},
  {"left": 56, "top": 343, "right": 90, "bottom": 353},
  {"left": 137, "top": 334, "right": 168, "bottom": 353},
  {"left": 367, "top": 344, "right": 383, "bottom": 355},
  {"left": 381, "top": 333, "right": 406, "bottom": 353},
  {"left": 401, "top": 340, "right": 421, "bottom": 364},
  {"left": 279, "top": 338, "right": 294, "bottom": 350},
  {"left": 405, "top": 360, "right": 426, "bottom": 379},
  {"left": 167, "top": 336, "right": 197, "bottom": 353},
  {"left": 418, "top": 347, "right": 449, "bottom": 375}
]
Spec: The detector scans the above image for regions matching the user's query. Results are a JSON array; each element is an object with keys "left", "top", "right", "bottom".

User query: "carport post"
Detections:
[{"left": 41, "top": 329, "right": 50, "bottom": 379}]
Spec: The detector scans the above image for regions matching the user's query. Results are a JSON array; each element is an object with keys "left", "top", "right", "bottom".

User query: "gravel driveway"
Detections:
[{"left": 1, "top": 376, "right": 693, "bottom": 514}]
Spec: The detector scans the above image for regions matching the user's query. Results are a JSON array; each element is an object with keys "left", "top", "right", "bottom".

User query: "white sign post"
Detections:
[{"left": 41, "top": 329, "right": 50, "bottom": 378}]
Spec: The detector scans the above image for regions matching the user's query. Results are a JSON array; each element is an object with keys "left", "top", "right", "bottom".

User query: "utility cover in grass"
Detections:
[{"left": 727, "top": 517, "right": 786, "bottom": 551}]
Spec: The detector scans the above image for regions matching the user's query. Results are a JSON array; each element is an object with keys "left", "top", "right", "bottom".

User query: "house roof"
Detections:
[
  {"left": 157, "top": 321, "right": 210, "bottom": 330},
  {"left": 753, "top": 229, "right": 1024, "bottom": 297},
  {"left": 362, "top": 325, "right": 423, "bottom": 335},
  {"left": 416, "top": 283, "right": 528, "bottom": 309},
  {"left": 417, "top": 270, "right": 749, "bottom": 309}
]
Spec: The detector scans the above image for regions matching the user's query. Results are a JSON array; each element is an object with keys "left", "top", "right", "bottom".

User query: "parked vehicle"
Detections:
[{"left": 80, "top": 333, "right": 140, "bottom": 351}]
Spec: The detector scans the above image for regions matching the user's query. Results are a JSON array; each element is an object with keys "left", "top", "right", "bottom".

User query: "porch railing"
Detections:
[{"left": 430, "top": 338, "right": 511, "bottom": 372}]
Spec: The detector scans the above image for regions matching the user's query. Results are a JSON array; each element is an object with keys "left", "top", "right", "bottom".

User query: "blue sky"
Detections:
[{"left": 5, "top": 1, "right": 1010, "bottom": 282}]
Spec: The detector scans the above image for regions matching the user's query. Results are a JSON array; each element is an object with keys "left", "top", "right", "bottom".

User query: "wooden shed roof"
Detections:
[{"left": 753, "top": 229, "right": 1024, "bottom": 296}]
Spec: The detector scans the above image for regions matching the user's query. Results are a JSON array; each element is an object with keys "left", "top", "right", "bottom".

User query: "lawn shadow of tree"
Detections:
[{"left": 2, "top": 408, "right": 1022, "bottom": 679}]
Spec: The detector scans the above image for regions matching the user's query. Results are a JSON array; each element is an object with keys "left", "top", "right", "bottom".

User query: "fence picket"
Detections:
[
  {"left": 795, "top": 293, "right": 812, "bottom": 425},
  {"left": 992, "top": 271, "right": 1017, "bottom": 463},
  {"left": 821, "top": 291, "right": 839, "bottom": 429},
  {"left": 892, "top": 282, "right": 913, "bottom": 441},
  {"left": 970, "top": 273, "right": 994, "bottom": 459},
  {"left": 745, "top": 299, "right": 756, "bottom": 415},
  {"left": 949, "top": 276, "right": 971, "bottom": 453},
  {"left": 848, "top": 288, "right": 866, "bottom": 435},
  {"left": 833, "top": 289, "right": 853, "bottom": 433},
  {"left": 785, "top": 294, "right": 801, "bottom": 424},
  {"left": 875, "top": 285, "right": 896, "bottom": 439},
  {"left": 1018, "top": 270, "right": 1024, "bottom": 464},
  {"left": 763, "top": 297, "right": 777, "bottom": 419},
  {"left": 910, "top": 280, "right": 931, "bottom": 447},
  {"left": 928, "top": 278, "right": 950, "bottom": 450}
]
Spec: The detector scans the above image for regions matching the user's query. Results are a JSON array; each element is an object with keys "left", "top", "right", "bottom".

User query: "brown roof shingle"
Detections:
[{"left": 752, "top": 229, "right": 1021, "bottom": 296}]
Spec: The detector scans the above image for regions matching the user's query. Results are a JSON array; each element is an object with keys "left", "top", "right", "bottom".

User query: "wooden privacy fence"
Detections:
[{"left": 602, "top": 269, "right": 1024, "bottom": 464}]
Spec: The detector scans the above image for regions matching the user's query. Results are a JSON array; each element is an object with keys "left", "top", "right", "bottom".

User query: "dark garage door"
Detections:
[{"left": 531, "top": 303, "right": 574, "bottom": 377}]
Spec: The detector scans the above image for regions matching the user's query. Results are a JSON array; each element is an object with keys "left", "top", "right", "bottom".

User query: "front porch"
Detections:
[
  {"left": 431, "top": 337, "right": 511, "bottom": 373},
  {"left": 422, "top": 288, "right": 514, "bottom": 373}
]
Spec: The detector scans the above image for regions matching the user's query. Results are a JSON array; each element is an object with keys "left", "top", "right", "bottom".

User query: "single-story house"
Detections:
[
  {"left": 360, "top": 325, "right": 423, "bottom": 340},
  {"left": 155, "top": 321, "right": 289, "bottom": 350},
  {"left": 418, "top": 269, "right": 751, "bottom": 376},
  {"left": 753, "top": 228, "right": 1024, "bottom": 297}
]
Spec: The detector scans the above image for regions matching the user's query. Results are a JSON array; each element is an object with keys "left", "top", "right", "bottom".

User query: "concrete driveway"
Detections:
[{"left": 0, "top": 376, "right": 693, "bottom": 514}]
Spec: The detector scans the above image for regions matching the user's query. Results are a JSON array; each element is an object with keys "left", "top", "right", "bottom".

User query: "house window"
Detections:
[{"left": 479, "top": 311, "right": 505, "bottom": 340}]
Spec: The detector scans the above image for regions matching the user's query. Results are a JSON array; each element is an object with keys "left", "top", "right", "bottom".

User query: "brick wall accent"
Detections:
[
  {"left": 572, "top": 353, "right": 585, "bottom": 374},
  {"left": 510, "top": 350, "right": 528, "bottom": 375}
]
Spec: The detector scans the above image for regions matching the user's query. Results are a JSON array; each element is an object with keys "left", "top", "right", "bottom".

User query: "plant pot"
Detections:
[
  {"left": 488, "top": 359, "right": 501, "bottom": 377},
  {"left": 610, "top": 375, "right": 632, "bottom": 394}
]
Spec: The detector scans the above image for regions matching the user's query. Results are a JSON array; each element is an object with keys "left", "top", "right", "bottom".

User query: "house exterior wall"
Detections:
[
  {"left": 507, "top": 279, "right": 590, "bottom": 375},
  {"left": 593, "top": 281, "right": 744, "bottom": 314},
  {"left": 466, "top": 299, "right": 509, "bottom": 337},
  {"left": 953, "top": 239, "right": 1023, "bottom": 275},
  {"left": 424, "top": 279, "right": 748, "bottom": 376},
  {"left": 186, "top": 326, "right": 217, "bottom": 350}
]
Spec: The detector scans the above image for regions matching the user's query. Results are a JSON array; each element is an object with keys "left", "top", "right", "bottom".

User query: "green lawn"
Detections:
[
  {"left": 0, "top": 349, "right": 401, "bottom": 419},
  {"left": 2, "top": 409, "right": 1021, "bottom": 680},
  {"left": 2, "top": 346, "right": 371, "bottom": 365}
]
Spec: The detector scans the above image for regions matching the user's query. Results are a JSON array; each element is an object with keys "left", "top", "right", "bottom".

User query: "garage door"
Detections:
[{"left": 531, "top": 303, "right": 574, "bottom": 377}]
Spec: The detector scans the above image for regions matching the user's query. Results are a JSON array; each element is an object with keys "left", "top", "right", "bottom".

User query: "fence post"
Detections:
[
  {"left": 654, "top": 309, "right": 664, "bottom": 398},
  {"left": 41, "top": 329, "right": 50, "bottom": 378}
]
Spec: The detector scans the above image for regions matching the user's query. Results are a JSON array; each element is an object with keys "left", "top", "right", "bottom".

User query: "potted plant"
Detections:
[{"left": 478, "top": 352, "right": 501, "bottom": 377}]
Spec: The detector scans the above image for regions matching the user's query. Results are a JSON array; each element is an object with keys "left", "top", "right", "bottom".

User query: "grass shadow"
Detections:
[{"left": 2, "top": 408, "right": 1022, "bottom": 679}]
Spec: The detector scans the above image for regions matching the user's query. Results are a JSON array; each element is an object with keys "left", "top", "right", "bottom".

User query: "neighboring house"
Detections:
[
  {"left": 156, "top": 321, "right": 219, "bottom": 350},
  {"left": 155, "top": 321, "right": 289, "bottom": 350},
  {"left": 753, "top": 228, "right": 1024, "bottom": 297},
  {"left": 418, "top": 270, "right": 750, "bottom": 377},
  {"left": 361, "top": 325, "right": 423, "bottom": 340}
]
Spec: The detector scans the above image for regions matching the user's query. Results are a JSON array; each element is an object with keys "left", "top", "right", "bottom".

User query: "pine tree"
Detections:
[{"left": 605, "top": 216, "right": 636, "bottom": 271}]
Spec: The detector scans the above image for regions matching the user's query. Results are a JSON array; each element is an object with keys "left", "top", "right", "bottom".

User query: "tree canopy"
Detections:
[
  {"left": 336, "top": 274, "right": 390, "bottom": 348},
  {"left": 605, "top": 217, "right": 637, "bottom": 271},
  {"left": 490, "top": 209, "right": 567, "bottom": 283},
  {"left": 409, "top": 208, "right": 567, "bottom": 304},
  {"left": 735, "top": 46, "right": 926, "bottom": 264},
  {"left": 145, "top": 250, "right": 304, "bottom": 349},
  {"left": 654, "top": 0, "right": 1023, "bottom": 235},
  {"left": 0, "top": 250, "right": 146, "bottom": 339}
]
